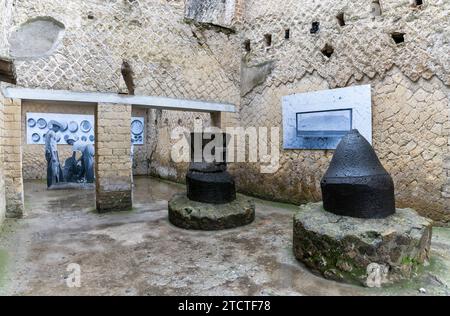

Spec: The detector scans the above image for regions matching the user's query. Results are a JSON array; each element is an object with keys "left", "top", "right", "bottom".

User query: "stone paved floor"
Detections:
[{"left": 0, "top": 177, "right": 449, "bottom": 296}]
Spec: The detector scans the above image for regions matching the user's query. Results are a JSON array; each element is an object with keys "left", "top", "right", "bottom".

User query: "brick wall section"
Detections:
[
  {"left": 95, "top": 103, "right": 132, "bottom": 212},
  {"left": 0, "top": 94, "right": 6, "bottom": 223},
  {"left": 444, "top": 99, "right": 450, "bottom": 204},
  {"left": 233, "top": 0, "right": 245, "bottom": 24},
  {"left": 2, "top": 97, "right": 24, "bottom": 218}
]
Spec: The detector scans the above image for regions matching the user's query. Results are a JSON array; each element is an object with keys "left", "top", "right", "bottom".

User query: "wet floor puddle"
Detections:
[{"left": 0, "top": 249, "right": 8, "bottom": 288}]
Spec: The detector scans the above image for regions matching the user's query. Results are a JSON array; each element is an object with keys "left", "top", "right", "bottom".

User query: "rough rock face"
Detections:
[
  {"left": 293, "top": 203, "right": 433, "bottom": 287},
  {"left": 240, "top": 60, "right": 274, "bottom": 96},
  {"left": 185, "top": 0, "right": 237, "bottom": 29},
  {"left": 168, "top": 193, "right": 255, "bottom": 230}
]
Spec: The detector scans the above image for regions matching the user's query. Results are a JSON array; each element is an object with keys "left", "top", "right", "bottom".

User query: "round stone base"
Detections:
[
  {"left": 293, "top": 202, "right": 433, "bottom": 287},
  {"left": 168, "top": 193, "right": 255, "bottom": 230}
]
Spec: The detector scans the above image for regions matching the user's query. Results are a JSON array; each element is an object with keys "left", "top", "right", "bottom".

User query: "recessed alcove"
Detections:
[
  {"left": 371, "top": 0, "right": 382, "bottom": 17},
  {"left": 9, "top": 17, "right": 66, "bottom": 59},
  {"left": 310, "top": 22, "right": 320, "bottom": 34},
  {"left": 285, "top": 29, "right": 290, "bottom": 40},
  {"left": 321, "top": 44, "right": 334, "bottom": 58},
  {"left": 264, "top": 34, "right": 272, "bottom": 47},
  {"left": 244, "top": 39, "right": 251, "bottom": 52},
  {"left": 391, "top": 32, "right": 405, "bottom": 44},
  {"left": 336, "top": 13, "right": 345, "bottom": 27}
]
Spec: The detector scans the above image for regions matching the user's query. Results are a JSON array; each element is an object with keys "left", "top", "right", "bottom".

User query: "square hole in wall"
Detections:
[
  {"left": 391, "top": 32, "right": 405, "bottom": 44},
  {"left": 264, "top": 34, "right": 272, "bottom": 46},
  {"left": 336, "top": 13, "right": 345, "bottom": 26},
  {"left": 310, "top": 22, "right": 320, "bottom": 34},
  {"left": 321, "top": 44, "right": 334, "bottom": 58},
  {"left": 285, "top": 29, "right": 290, "bottom": 40},
  {"left": 244, "top": 39, "right": 251, "bottom": 52}
]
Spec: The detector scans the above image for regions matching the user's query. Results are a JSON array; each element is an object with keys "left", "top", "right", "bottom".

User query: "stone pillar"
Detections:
[
  {"left": 2, "top": 97, "right": 24, "bottom": 218},
  {"left": 233, "top": 0, "right": 245, "bottom": 24},
  {"left": 95, "top": 103, "right": 132, "bottom": 213},
  {"left": 0, "top": 95, "right": 6, "bottom": 223},
  {"left": 211, "top": 111, "right": 225, "bottom": 129}
]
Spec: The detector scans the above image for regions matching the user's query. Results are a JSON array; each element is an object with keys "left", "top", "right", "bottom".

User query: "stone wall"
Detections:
[
  {"left": 0, "top": 94, "right": 6, "bottom": 223},
  {"left": 5, "top": 0, "right": 241, "bottom": 186},
  {"left": 0, "top": 0, "right": 8, "bottom": 223},
  {"left": 9, "top": 0, "right": 240, "bottom": 103},
  {"left": 235, "top": 69, "right": 450, "bottom": 222},
  {"left": 0, "top": 0, "right": 14, "bottom": 57},
  {"left": 185, "top": 0, "right": 237, "bottom": 29},
  {"left": 0, "top": 0, "right": 449, "bottom": 222},
  {"left": 235, "top": 0, "right": 450, "bottom": 223}
]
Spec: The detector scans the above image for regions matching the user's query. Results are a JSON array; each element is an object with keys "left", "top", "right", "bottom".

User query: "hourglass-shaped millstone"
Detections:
[
  {"left": 320, "top": 129, "right": 395, "bottom": 219},
  {"left": 186, "top": 132, "right": 236, "bottom": 204}
]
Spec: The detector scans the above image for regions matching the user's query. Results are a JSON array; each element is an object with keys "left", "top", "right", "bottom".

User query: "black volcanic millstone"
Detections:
[
  {"left": 320, "top": 129, "right": 396, "bottom": 219},
  {"left": 187, "top": 132, "right": 236, "bottom": 204},
  {"left": 187, "top": 170, "right": 236, "bottom": 204}
]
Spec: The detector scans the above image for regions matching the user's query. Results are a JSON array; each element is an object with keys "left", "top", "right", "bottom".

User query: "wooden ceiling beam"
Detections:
[{"left": 0, "top": 58, "right": 17, "bottom": 85}]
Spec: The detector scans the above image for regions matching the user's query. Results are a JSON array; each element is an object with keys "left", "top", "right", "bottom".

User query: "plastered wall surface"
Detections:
[{"left": 5, "top": 0, "right": 242, "bottom": 189}]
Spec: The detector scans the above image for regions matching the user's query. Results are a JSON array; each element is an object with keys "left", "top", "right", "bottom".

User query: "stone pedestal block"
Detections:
[
  {"left": 293, "top": 202, "right": 432, "bottom": 287},
  {"left": 168, "top": 193, "right": 255, "bottom": 230},
  {"left": 96, "top": 190, "right": 132, "bottom": 213}
]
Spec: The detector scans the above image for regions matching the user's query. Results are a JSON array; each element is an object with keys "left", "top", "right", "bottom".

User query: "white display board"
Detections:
[
  {"left": 26, "top": 113, "right": 95, "bottom": 145},
  {"left": 131, "top": 117, "right": 145, "bottom": 145},
  {"left": 282, "top": 85, "right": 372, "bottom": 150},
  {"left": 26, "top": 113, "right": 145, "bottom": 146}
]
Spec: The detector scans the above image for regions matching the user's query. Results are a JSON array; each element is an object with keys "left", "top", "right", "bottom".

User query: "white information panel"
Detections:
[
  {"left": 131, "top": 117, "right": 144, "bottom": 145},
  {"left": 26, "top": 113, "right": 95, "bottom": 145},
  {"left": 282, "top": 85, "right": 372, "bottom": 150},
  {"left": 26, "top": 113, "right": 145, "bottom": 146}
]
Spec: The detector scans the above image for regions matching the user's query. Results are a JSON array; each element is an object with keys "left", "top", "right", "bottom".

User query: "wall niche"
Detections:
[
  {"left": 371, "top": 1, "right": 382, "bottom": 17},
  {"left": 9, "top": 17, "right": 65, "bottom": 59}
]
